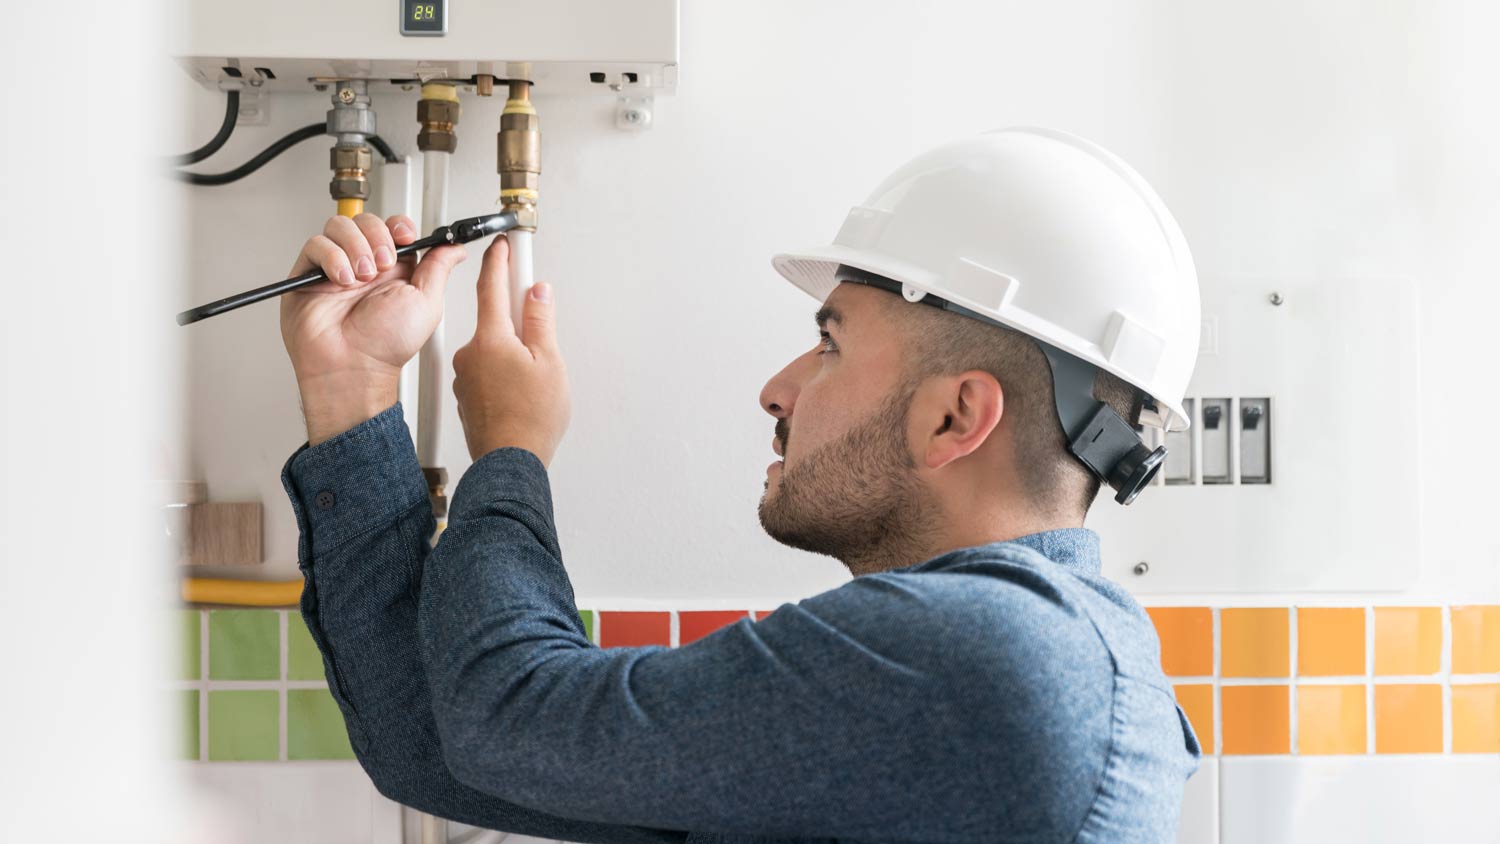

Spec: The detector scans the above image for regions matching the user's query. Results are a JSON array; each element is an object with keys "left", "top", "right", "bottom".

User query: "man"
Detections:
[{"left": 279, "top": 128, "right": 1202, "bottom": 843}]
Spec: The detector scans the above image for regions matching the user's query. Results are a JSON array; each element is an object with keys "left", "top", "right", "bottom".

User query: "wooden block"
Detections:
[{"left": 188, "top": 502, "right": 263, "bottom": 567}]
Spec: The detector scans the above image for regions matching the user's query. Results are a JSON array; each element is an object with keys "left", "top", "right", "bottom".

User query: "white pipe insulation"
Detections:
[
  {"left": 506, "top": 229, "right": 534, "bottom": 337},
  {"left": 416, "top": 150, "right": 451, "bottom": 473}
]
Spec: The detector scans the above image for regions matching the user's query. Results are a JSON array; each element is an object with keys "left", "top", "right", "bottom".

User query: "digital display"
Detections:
[{"left": 400, "top": 0, "right": 445, "bottom": 35}]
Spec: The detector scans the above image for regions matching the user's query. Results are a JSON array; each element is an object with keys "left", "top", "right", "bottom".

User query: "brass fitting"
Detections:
[
  {"left": 329, "top": 143, "right": 372, "bottom": 201},
  {"left": 497, "top": 79, "right": 540, "bottom": 230},
  {"left": 417, "top": 82, "right": 461, "bottom": 153}
]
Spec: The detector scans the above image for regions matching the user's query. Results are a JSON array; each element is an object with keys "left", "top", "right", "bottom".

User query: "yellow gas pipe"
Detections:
[{"left": 182, "top": 577, "right": 302, "bottom": 607}]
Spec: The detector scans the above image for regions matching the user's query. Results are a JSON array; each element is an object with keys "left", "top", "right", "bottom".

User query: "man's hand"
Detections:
[
  {"left": 452, "top": 235, "right": 571, "bottom": 468},
  {"left": 280, "top": 213, "right": 467, "bottom": 445}
]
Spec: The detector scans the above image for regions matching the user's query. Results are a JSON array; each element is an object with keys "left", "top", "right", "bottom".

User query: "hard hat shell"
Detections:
[{"left": 772, "top": 127, "right": 1200, "bottom": 432}]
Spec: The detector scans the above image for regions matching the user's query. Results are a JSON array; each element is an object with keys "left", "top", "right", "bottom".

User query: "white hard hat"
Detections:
[
  {"left": 771, "top": 127, "right": 1202, "bottom": 504},
  {"left": 772, "top": 126, "right": 1200, "bottom": 434}
]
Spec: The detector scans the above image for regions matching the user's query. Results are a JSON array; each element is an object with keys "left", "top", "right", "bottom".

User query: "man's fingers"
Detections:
[
  {"left": 289, "top": 234, "right": 356, "bottom": 287},
  {"left": 520, "top": 281, "right": 557, "bottom": 357},
  {"left": 410, "top": 243, "right": 466, "bottom": 306},
  {"left": 386, "top": 214, "right": 419, "bottom": 247},
  {"left": 322, "top": 215, "right": 379, "bottom": 284},
  {"left": 353, "top": 213, "right": 397, "bottom": 272},
  {"left": 474, "top": 235, "right": 513, "bottom": 337}
]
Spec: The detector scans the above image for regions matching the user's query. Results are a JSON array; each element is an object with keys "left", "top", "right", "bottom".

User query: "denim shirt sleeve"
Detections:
[
  {"left": 280, "top": 402, "right": 686, "bottom": 844},
  {"left": 419, "top": 447, "right": 1114, "bottom": 841}
]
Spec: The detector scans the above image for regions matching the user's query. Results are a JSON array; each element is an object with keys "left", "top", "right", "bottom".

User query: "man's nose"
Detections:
[{"left": 760, "top": 347, "right": 820, "bottom": 419}]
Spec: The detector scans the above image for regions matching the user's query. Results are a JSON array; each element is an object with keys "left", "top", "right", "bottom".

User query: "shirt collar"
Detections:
[
  {"left": 1002, "top": 528, "right": 1102, "bottom": 577},
  {"left": 909, "top": 527, "right": 1102, "bottom": 578}
]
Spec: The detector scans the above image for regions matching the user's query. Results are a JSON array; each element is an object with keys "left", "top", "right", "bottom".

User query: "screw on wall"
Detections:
[
  {"left": 1269, "top": 291, "right": 1284, "bottom": 306},
  {"left": 616, "top": 96, "right": 654, "bottom": 130},
  {"left": 1133, "top": 561, "right": 1150, "bottom": 576}
]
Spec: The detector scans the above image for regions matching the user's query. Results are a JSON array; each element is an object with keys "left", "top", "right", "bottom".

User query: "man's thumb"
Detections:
[{"left": 520, "top": 282, "right": 556, "bottom": 355}]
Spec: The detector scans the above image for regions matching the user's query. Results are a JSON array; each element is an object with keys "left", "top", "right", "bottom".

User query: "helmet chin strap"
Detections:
[
  {"left": 832, "top": 264, "right": 1165, "bottom": 505},
  {"left": 1036, "top": 344, "right": 1166, "bottom": 505}
]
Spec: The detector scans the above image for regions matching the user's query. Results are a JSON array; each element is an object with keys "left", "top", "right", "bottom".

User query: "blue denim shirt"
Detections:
[{"left": 280, "top": 402, "right": 1200, "bottom": 844}]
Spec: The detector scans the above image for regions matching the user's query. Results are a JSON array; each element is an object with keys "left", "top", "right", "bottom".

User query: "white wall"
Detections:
[{"left": 176, "top": 0, "right": 1500, "bottom": 605}]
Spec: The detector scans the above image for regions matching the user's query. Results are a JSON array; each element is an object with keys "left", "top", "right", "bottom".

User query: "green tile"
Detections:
[
  {"left": 177, "top": 610, "right": 202, "bottom": 680},
  {"left": 209, "top": 610, "right": 280, "bottom": 680},
  {"left": 287, "top": 689, "right": 354, "bottom": 760},
  {"left": 207, "top": 690, "right": 279, "bottom": 761},
  {"left": 287, "top": 614, "right": 325, "bottom": 681},
  {"left": 579, "top": 610, "right": 594, "bottom": 642},
  {"left": 178, "top": 690, "right": 200, "bottom": 760}
]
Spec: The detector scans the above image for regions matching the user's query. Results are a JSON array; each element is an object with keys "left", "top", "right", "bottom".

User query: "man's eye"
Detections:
[{"left": 817, "top": 331, "right": 838, "bottom": 355}]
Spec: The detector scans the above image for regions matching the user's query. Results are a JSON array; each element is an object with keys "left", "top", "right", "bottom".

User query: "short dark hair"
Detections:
[{"left": 877, "top": 294, "right": 1143, "bottom": 519}]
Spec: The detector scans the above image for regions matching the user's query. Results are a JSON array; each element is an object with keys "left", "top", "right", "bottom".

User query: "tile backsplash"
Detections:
[
  {"left": 1149, "top": 604, "right": 1500, "bottom": 756},
  {"left": 176, "top": 603, "right": 1500, "bottom": 761}
]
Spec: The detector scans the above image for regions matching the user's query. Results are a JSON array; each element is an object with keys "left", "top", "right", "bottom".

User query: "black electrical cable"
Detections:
[
  {"left": 175, "top": 126, "right": 400, "bottom": 186},
  {"left": 175, "top": 122, "right": 326, "bottom": 186},
  {"left": 368, "top": 134, "right": 399, "bottom": 163},
  {"left": 170, "top": 90, "right": 240, "bottom": 166}
]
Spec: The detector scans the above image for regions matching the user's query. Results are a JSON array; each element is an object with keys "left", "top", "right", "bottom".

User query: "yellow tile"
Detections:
[
  {"left": 1147, "top": 607, "right": 1214, "bottom": 677},
  {"left": 1451, "top": 606, "right": 1500, "bottom": 675},
  {"left": 1374, "top": 607, "right": 1441, "bottom": 676},
  {"left": 1173, "top": 684, "right": 1215, "bottom": 755},
  {"left": 1297, "top": 608, "right": 1366, "bottom": 677},
  {"left": 1374, "top": 684, "right": 1443, "bottom": 753},
  {"left": 1297, "top": 684, "right": 1367, "bottom": 755},
  {"left": 1221, "top": 608, "right": 1289, "bottom": 678},
  {"left": 1452, "top": 684, "right": 1500, "bottom": 754},
  {"left": 1222, "top": 685, "right": 1289, "bottom": 755}
]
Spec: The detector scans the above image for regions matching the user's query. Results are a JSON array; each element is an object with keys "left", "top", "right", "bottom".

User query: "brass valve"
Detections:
[{"left": 497, "top": 79, "right": 540, "bottom": 230}]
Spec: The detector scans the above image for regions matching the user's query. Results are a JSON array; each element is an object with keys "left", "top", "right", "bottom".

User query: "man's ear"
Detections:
[{"left": 916, "top": 370, "right": 1004, "bottom": 470}]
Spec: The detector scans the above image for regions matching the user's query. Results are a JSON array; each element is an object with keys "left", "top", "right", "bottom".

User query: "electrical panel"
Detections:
[
  {"left": 171, "top": 0, "right": 679, "bottom": 94},
  {"left": 1091, "top": 276, "right": 1421, "bottom": 594}
]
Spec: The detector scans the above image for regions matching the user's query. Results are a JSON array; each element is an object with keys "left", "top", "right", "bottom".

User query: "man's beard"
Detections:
[{"left": 757, "top": 380, "right": 940, "bottom": 573}]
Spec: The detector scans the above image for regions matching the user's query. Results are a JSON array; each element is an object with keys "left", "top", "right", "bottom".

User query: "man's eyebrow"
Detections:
[{"left": 814, "top": 305, "right": 843, "bottom": 331}]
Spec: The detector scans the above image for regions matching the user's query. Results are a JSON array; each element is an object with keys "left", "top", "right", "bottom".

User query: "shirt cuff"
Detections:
[
  {"left": 448, "top": 446, "right": 556, "bottom": 528},
  {"left": 280, "top": 401, "right": 429, "bottom": 561}
]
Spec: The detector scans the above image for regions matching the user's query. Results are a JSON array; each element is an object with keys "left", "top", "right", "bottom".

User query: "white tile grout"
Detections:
[
  {"left": 1289, "top": 606, "right": 1299, "bottom": 755},
  {"left": 280, "top": 610, "right": 289, "bottom": 762},
  {"left": 669, "top": 610, "right": 680, "bottom": 648},
  {"left": 1212, "top": 607, "right": 1221, "bottom": 756},
  {"left": 199, "top": 610, "right": 209, "bottom": 762},
  {"left": 1442, "top": 606, "right": 1452, "bottom": 753},
  {"left": 1366, "top": 606, "right": 1376, "bottom": 754}
]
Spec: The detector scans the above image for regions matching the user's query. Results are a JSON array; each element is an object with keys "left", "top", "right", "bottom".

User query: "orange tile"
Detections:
[
  {"left": 1374, "top": 608, "right": 1442, "bottom": 676},
  {"left": 678, "top": 611, "right": 749, "bottom": 645},
  {"left": 1297, "top": 608, "right": 1366, "bottom": 677},
  {"left": 597, "top": 611, "right": 670, "bottom": 647},
  {"left": 1173, "top": 684, "right": 1215, "bottom": 754},
  {"left": 1451, "top": 606, "right": 1500, "bottom": 674},
  {"left": 1222, "top": 685, "right": 1289, "bottom": 754},
  {"left": 1221, "top": 608, "right": 1289, "bottom": 678},
  {"left": 1452, "top": 684, "right": 1500, "bottom": 754},
  {"left": 1146, "top": 607, "right": 1214, "bottom": 677},
  {"left": 1297, "top": 684, "right": 1367, "bottom": 755},
  {"left": 1374, "top": 684, "right": 1443, "bottom": 753}
]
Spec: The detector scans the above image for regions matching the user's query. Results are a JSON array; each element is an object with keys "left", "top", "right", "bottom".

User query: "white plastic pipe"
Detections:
[
  {"left": 416, "top": 150, "right": 451, "bottom": 470},
  {"left": 378, "top": 157, "right": 420, "bottom": 433},
  {"left": 506, "top": 228, "right": 534, "bottom": 337}
]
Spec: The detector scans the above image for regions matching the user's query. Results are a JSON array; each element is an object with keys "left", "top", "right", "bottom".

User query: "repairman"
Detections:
[{"left": 279, "top": 128, "right": 1204, "bottom": 843}]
